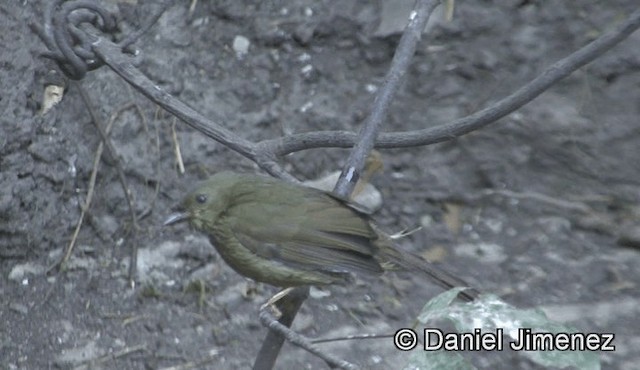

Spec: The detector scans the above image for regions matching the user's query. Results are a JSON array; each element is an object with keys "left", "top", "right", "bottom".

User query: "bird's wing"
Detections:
[{"left": 222, "top": 182, "right": 384, "bottom": 275}]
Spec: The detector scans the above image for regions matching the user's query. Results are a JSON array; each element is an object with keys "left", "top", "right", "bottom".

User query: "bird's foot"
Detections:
[{"left": 260, "top": 287, "right": 294, "bottom": 319}]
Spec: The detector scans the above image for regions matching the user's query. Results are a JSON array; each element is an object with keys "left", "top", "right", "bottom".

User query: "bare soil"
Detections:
[{"left": 1, "top": 1, "right": 639, "bottom": 369}]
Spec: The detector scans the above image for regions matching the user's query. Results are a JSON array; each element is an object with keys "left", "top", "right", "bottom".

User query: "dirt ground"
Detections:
[{"left": 2, "top": 0, "right": 639, "bottom": 369}]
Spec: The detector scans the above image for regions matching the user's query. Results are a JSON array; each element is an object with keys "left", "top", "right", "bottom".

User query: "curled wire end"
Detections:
[
  {"left": 33, "top": 0, "right": 171, "bottom": 80},
  {"left": 33, "top": 0, "right": 118, "bottom": 80}
]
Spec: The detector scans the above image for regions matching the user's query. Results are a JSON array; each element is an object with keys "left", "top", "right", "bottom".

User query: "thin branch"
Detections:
[
  {"left": 312, "top": 333, "right": 394, "bottom": 344},
  {"left": 118, "top": 0, "right": 174, "bottom": 51},
  {"left": 57, "top": 101, "right": 122, "bottom": 270},
  {"left": 480, "top": 189, "right": 592, "bottom": 213},
  {"left": 170, "top": 118, "right": 185, "bottom": 174},
  {"left": 258, "top": 308, "right": 359, "bottom": 370},
  {"left": 91, "top": 40, "right": 256, "bottom": 160},
  {"left": 333, "top": 0, "right": 439, "bottom": 198},
  {"left": 262, "top": 9, "right": 640, "bottom": 155},
  {"left": 75, "top": 81, "right": 140, "bottom": 288}
]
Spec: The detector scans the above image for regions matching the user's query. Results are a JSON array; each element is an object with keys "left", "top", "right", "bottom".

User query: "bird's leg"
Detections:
[{"left": 260, "top": 287, "right": 295, "bottom": 318}]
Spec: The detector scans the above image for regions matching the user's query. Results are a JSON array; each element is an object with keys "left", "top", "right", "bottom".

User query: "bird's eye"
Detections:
[{"left": 195, "top": 194, "right": 207, "bottom": 204}]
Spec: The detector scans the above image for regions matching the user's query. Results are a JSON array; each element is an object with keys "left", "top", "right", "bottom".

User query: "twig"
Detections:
[
  {"left": 171, "top": 118, "right": 185, "bottom": 174},
  {"left": 188, "top": 0, "right": 198, "bottom": 16},
  {"left": 258, "top": 308, "right": 359, "bottom": 370},
  {"left": 75, "top": 81, "right": 140, "bottom": 288},
  {"left": 130, "top": 100, "right": 161, "bottom": 222},
  {"left": 56, "top": 100, "right": 130, "bottom": 271},
  {"left": 113, "top": 97, "right": 162, "bottom": 222},
  {"left": 311, "top": 332, "right": 394, "bottom": 344},
  {"left": 480, "top": 189, "right": 592, "bottom": 213},
  {"left": 443, "top": 0, "right": 455, "bottom": 22},
  {"left": 334, "top": 0, "right": 439, "bottom": 197},
  {"left": 118, "top": 0, "right": 173, "bottom": 51},
  {"left": 278, "top": 0, "right": 435, "bottom": 365},
  {"left": 59, "top": 130, "right": 104, "bottom": 269}
]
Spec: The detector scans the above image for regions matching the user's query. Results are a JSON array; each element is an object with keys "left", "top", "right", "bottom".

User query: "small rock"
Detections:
[
  {"left": 293, "top": 23, "right": 315, "bottom": 45},
  {"left": 8, "top": 262, "right": 45, "bottom": 282},
  {"left": 292, "top": 312, "right": 315, "bottom": 332},
  {"left": 233, "top": 35, "right": 250, "bottom": 57},
  {"left": 309, "top": 286, "right": 331, "bottom": 299},
  {"left": 421, "top": 245, "right": 447, "bottom": 263},
  {"left": 420, "top": 214, "right": 434, "bottom": 228},
  {"left": 303, "top": 171, "right": 383, "bottom": 212},
  {"left": 54, "top": 340, "right": 104, "bottom": 368},
  {"left": 215, "top": 281, "right": 253, "bottom": 307},
  {"left": 136, "top": 241, "right": 185, "bottom": 282}
]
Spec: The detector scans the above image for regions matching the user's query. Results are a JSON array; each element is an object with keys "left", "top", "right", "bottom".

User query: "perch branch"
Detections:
[{"left": 258, "top": 308, "right": 358, "bottom": 370}]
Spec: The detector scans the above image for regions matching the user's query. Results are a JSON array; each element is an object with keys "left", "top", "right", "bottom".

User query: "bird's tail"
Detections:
[{"left": 378, "top": 242, "right": 479, "bottom": 302}]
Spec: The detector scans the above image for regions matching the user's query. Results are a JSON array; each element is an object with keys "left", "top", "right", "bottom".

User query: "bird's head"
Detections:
[{"left": 163, "top": 172, "right": 239, "bottom": 231}]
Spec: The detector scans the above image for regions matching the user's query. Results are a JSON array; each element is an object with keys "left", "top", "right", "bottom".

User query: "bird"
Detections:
[{"left": 164, "top": 171, "right": 478, "bottom": 302}]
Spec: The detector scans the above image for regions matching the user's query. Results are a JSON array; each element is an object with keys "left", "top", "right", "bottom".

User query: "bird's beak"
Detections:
[{"left": 163, "top": 211, "right": 190, "bottom": 226}]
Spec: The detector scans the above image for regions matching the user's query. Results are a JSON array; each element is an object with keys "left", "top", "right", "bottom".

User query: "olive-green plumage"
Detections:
[{"left": 165, "top": 171, "right": 477, "bottom": 301}]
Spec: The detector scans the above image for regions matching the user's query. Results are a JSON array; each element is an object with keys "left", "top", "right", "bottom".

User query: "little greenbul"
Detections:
[{"left": 164, "top": 171, "right": 478, "bottom": 302}]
